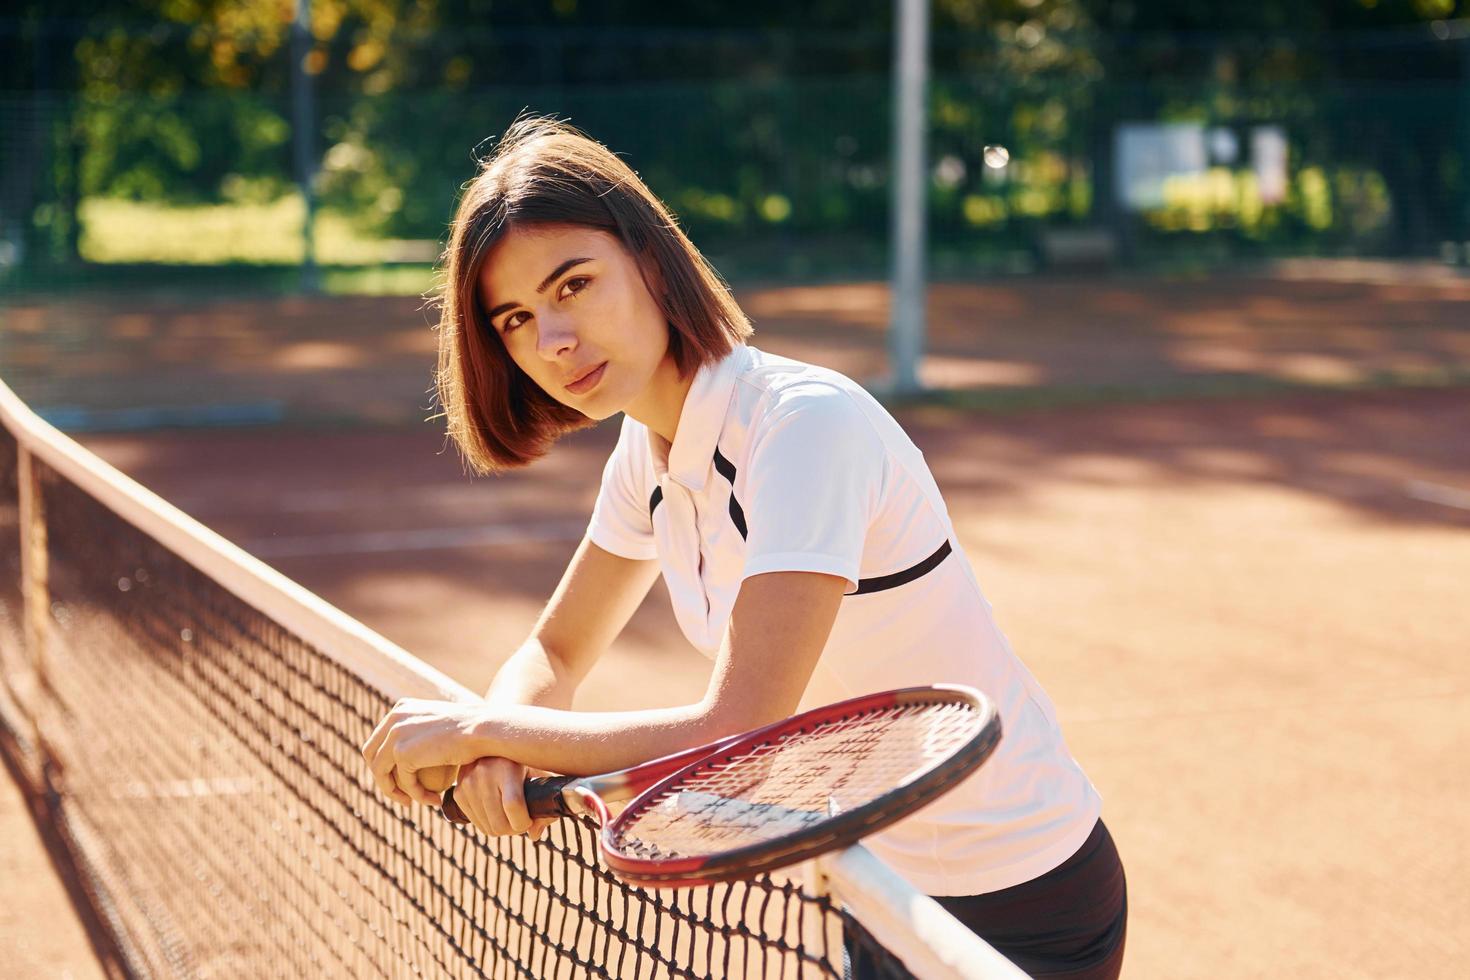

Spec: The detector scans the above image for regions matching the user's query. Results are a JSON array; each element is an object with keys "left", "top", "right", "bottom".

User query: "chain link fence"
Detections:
[{"left": 3, "top": 22, "right": 1468, "bottom": 293}]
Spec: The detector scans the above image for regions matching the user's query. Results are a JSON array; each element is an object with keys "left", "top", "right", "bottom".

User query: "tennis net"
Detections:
[{"left": 0, "top": 376, "right": 1022, "bottom": 979}]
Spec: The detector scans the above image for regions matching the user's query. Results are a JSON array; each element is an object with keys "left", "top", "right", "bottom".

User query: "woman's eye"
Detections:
[{"left": 499, "top": 277, "right": 586, "bottom": 334}]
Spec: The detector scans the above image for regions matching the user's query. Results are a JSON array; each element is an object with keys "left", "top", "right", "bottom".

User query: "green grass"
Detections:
[
  {"left": 78, "top": 196, "right": 439, "bottom": 267},
  {"left": 0, "top": 196, "right": 443, "bottom": 298},
  {"left": 10, "top": 196, "right": 1454, "bottom": 302},
  {"left": 25, "top": 196, "right": 1063, "bottom": 295}
]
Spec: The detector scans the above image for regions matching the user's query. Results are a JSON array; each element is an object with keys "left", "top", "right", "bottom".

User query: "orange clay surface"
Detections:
[{"left": 3, "top": 261, "right": 1468, "bottom": 978}]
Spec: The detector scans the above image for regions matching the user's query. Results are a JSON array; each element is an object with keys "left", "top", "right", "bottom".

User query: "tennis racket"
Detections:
[{"left": 424, "top": 684, "right": 1001, "bottom": 887}]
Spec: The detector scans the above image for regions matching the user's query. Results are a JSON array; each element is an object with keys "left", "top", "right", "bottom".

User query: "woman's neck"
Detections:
[{"left": 624, "top": 354, "right": 695, "bottom": 446}]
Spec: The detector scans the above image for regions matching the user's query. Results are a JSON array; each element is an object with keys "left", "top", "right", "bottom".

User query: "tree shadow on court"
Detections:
[{"left": 903, "top": 387, "right": 1470, "bottom": 537}]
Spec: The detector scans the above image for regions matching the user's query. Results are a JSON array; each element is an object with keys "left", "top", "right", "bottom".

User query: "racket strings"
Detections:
[{"left": 611, "top": 701, "right": 985, "bottom": 860}]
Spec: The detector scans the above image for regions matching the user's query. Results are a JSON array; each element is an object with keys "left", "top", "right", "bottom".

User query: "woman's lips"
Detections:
[{"left": 565, "top": 362, "right": 607, "bottom": 394}]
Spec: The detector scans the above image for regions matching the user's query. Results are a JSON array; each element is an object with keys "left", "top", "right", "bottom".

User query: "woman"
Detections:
[{"left": 361, "top": 116, "right": 1126, "bottom": 978}]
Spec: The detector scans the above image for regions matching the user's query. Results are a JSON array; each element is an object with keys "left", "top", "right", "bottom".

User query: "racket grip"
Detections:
[
  {"left": 420, "top": 765, "right": 468, "bottom": 825},
  {"left": 440, "top": 786, "right": 469, "bottom": 824},
  {"left": 525, "top": 776, "right": 575, "bottom": 819},
  {"left": 439, "top": 777, "right": 573, "bottom": 825}
]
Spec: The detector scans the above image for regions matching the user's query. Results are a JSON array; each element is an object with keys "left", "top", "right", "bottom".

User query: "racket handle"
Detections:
[
  {"left": 437, "top": 776, "right": 574, "bottom": 825},
  {"left": 420, "top": 765, "right": 468, "bottom": 824},
  {"left": 525, "top": 776, "right": 576, "bottom": 819},
  {"left": 441, "top": 786, "right": 468, "bottom": 824}
]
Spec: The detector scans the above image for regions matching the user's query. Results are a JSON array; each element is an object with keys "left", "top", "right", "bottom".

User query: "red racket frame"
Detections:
[
  {"left": 598, "top": 685, "right": 1000, "bottom": 887},
  {"left": 439, "top": 685, "right": 1001, "bottom": 888}
]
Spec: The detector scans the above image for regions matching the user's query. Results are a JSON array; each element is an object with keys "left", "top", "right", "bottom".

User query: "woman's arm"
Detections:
[
  {"left": 486, "top": 534, "right": 664, "bottom": 709},
  {"left": 365, "top": 568, "right": 846, "bottom": 798},
  {"left": 366, "top": 535, "right": 659, "bottom": 815},
  {"left": 463, "top": 568, "right": 847, "bottom": 776}
]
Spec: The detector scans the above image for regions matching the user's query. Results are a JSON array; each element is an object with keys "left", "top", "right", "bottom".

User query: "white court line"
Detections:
[
  {"left": 166, "top": 484, "right": 489, "bottom": 515},
  {"left": 243, "top": 520, "right": 588, "bottom": 558},
  {"left": 1405, "top": 480, "right": 1470, "bottom": 511}
]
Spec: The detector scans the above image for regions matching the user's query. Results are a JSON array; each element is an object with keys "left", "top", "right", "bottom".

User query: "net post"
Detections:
[
  {"left": 5, "top": 439, "right": 149, "bottom": 980},
  {"left": 819, "top": 844, "right": 1029, "bottom": 979},
  {"left": 803, "top": 848, "right": 833, "bottom": 899},
  {"left": 14, "top": 445, "right": 51, "bottom": 766}
]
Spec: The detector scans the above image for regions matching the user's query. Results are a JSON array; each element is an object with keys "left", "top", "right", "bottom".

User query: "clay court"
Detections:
[{"left": 3, "top": 263, "right": 1467, "bottom": 977}]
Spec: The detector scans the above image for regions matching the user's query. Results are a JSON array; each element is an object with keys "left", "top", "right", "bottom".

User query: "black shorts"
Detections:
[{"left": 847, "top": 819, "right": 1127, "bottom": 979}]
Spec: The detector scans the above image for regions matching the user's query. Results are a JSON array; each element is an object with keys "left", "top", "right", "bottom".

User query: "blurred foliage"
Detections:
[{"left": 2, "top": 0, "right": 1468, "bottom": 281}]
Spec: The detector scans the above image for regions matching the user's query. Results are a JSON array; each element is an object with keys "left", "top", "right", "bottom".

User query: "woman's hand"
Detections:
[
  {"left": 361, "top": 698, "right": 489, "bottom": 808},
  {"left": 451, "top": 757, "right": 559, "bottom": 840}
]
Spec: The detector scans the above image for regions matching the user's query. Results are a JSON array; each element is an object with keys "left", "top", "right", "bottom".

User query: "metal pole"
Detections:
[
  {"left": 1462, "top": 32, "right": 1470, "bottom": 255},
  {"left": 291, "top": 0, "right": 318, "bottom": 292},
  {"left": 888, "top": 0, "right": 930, "bottom": 396}
]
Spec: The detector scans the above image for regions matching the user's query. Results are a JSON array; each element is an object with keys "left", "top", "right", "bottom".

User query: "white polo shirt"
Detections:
[{"left": 586, "top": 343, "right": 1101, "bottom": 895}]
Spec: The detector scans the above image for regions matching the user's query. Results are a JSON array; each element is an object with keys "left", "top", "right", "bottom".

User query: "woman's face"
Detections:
[{"left": 478, "top": 223, "right": 672, "bottom": 421}]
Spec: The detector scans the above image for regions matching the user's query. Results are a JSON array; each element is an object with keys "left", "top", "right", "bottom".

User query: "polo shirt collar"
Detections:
[{"left": 650, "top": 344, "right": 749, "bottom": 492}]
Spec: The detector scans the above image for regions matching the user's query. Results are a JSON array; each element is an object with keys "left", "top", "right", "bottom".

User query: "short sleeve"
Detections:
[
  {"left": 586, "top": 416, "right": 659, "bottom": 561},
  {"left": 740, "top": 384, "right": 886, "bottom": 593}
]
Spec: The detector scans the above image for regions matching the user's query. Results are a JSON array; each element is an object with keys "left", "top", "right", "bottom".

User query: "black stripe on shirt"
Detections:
[
  {"left": 849, "top": 540, "right": 953, "bottom": 596},
  {"left": 728, "top": 498, "right": 748, "bottom": 540},
  {"left": 713, "top": 448, "right": 748, "bottom": 540},
  {"left": 650, "top": 449, "right": 950, "bottom": 596},
  {"left": 712, "top": 448, "right": 737, "bottom": 483}
]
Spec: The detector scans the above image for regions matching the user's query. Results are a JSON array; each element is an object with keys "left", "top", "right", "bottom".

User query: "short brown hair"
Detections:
[{"left": 432, "top": 115, "right": 754, "bottom": 474}]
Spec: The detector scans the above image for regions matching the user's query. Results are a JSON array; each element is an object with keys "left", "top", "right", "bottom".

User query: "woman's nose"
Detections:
[{"left": 536, "top": 313, "right": 578, "bottom": 359}]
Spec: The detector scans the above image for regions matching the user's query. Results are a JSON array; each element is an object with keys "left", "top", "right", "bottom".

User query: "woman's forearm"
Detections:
[
  {"left": 468, "top": 701, "right": 725, "bottom": 777},
  {"left": 483, "top": 638, "right": 579, "bottom": 710},
  {"left": 465, "top": 570, "right": 844, "bottom": 777},
  {"left": 474, "top": 640, "right": 722, "bottom": 777}
]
